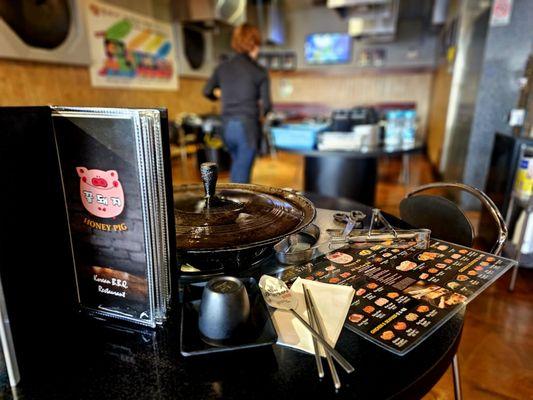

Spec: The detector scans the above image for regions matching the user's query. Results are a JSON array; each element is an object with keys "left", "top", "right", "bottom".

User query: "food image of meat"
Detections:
[
  {"left": 315, "top": 271, "right": 325, "bottom": 276},
  {"left": 397, "top": 260, "right": 417, "bottom": 271},
  {"left": 486, "top": 256, "right": 495, "bottom": 262},
  {"left": 340, "top": 272, "right": 351, "bottom": 278},
  {"left": 426, "top": 286, "right": 448, "bottom": 300},
  {"left": 474, "top": 266, "right": 484, "bottom": 271},
  {"left": 436, "top": 263, "right": 447, "bottom": 269},
  {"left": 456, "top": 275, "right": 469, "bottom": 281},
  {"left": 383, "top": 253, "right": 392, "bottom": 258},
  {"left": 437, "top": 245, "right": 448, "bottom": 251},
  {"left": 447, "top": 282, "right": 460, "bottom": 290},
  {"left": 439, "top": 294, "right": 460, "bottom": 308},
  {"left": 374, "top": 257, "right": 384, "bottom": 262},
  {"left": 467, "top": 270, "right": 478, "bottom": 276},
  {"left": 356, "top": 288, "right": 366, "bottom": 296},
  {"left": 329, "top": 277, "right": 340, "bottom": 284},
  {"left": 393, "top": 321, "right": 407, "bottom": 331},
  {"left": 428, "top": 268, "right": 438, "bottom": 273},
  {"left": 363, "top": 305, "right": 375, "bottom": 314},
  {"left": 418, "top": 252, "right": 440, "bottom": 261},
  {"left": 419, "top": 273, "right": 429, "bottom": 280},
  {"left": 459, "top": 249, "right": 468, "bottom": 254},
  {"left": 443, "top": 293, "right": 467, "bottom": 306},
  {"left": 367, "top": 283, "right": 378, "bottom": 289},
  {"left": 375, "top": 297, "right": 389, "bottom": 306},
  {"left": 380, "top": 331, "right": 394, "bottom": 340},
  {"left": 444, "top": 259, "right": 453, "bottom": 264},
  {"left": 349, "top": 313, "right": 364, "bottom": 323},
  {"left": 326, "top": 252, "right": 354, "bottom": 264},
  {"left": 451, "top": 253, "right": 462, "bottom": 260},
  {"left": 405, "top": 313, "right": 418, "bottom": 321},
  {"left": 387, "top": 292, "right": 400, "bottom": 299},
  {"left": 480, "top": 261, "right": 489, "bottom": 267},
  {"left": 416, "top": 305, "right": 430, "bottom": 313}
]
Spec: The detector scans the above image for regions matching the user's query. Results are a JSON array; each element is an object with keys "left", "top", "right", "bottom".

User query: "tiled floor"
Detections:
[{"left": 172, "top": 150, "right": 533, "bottom": 400}]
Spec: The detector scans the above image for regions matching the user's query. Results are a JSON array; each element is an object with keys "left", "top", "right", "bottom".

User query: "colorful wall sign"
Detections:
[{"left": 84, "top": 0, "right": 178, "bottom": 90}]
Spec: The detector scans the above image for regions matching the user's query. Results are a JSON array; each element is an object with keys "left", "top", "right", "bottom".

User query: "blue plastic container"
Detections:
[{"left": 271, "top": 123, "right": 328, "bottom": 151}]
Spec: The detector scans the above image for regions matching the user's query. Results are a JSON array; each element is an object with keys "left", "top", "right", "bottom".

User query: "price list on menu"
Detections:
[{"left": 283, "top": 240, "right": 516, "bottom": 355}]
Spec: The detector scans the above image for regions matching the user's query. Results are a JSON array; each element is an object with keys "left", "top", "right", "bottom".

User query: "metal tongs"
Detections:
[{"left": 329, "top": 208, "right": 431, "bottom": 249}]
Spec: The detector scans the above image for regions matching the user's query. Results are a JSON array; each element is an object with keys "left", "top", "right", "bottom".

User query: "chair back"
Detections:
[
  {"left": 400, "top": 195, "right": 475, "bottom": 247},
  {"left": 399, "top": 182, "right": 507, "bottom": 255}
]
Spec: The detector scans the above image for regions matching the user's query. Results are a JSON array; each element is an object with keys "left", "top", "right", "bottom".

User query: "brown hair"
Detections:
[{"left": 231, "top": 23, "right": 261, "bottom": 54}]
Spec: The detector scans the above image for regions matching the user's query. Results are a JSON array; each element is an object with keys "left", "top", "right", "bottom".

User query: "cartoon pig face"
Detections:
[{"left": 77, "top": 167, "right": 125, "bottom": 219}]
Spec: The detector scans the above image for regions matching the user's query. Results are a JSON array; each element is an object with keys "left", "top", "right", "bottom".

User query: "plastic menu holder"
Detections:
[{"left": 53, "top": 107, "right": 173, "bottom": 328}]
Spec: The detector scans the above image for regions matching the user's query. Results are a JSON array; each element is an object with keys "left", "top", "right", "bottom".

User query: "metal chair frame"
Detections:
[
  {"left": 403, "top": 182, "right": 509, "bottom": 400},
  {"left": 405, "top": 182, "right": 508, "bottom": 255}
]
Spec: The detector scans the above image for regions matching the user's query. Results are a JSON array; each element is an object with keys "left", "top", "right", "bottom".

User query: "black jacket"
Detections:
[{"left": 203, "top": 53, "right": 272, "bottom": 120}]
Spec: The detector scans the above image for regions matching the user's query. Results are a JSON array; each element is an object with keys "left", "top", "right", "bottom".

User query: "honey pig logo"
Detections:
[{"left": 77, "top": 167, "right": 125, "bottom": 219}]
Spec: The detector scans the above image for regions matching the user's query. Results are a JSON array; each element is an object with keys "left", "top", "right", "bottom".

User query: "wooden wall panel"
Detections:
[
  {"left": 426, "top": 64, "right": 452, "bottom": 168},
  {"left": 270, "top": 71, "right": 434, "bottom": 137},
  {"left": 0, "top": 59, "right": 438, "bottom": 144},
  {"left": 0, "top": 59, "right": 218, "bottom": 119}
]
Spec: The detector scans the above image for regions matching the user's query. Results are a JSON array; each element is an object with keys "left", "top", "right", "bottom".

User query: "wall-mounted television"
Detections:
[{"left": 304, "top": 33, "right": 352, "bottom": 65}]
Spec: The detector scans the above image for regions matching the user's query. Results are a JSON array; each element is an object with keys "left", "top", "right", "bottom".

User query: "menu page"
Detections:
[
  {"left": 53, "top": 111, "right": 156, "bottom": 326},
  {"left": 283, "top": 239, "right": 516, "bottom": 355}
]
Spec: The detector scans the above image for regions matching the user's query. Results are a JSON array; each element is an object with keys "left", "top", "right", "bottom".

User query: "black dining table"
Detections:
[
  {"left": 281, "top": 142, "right": 424, "bottom": 206},
  {"left": 1, "top": 194, "right": 463, "bottom": 400}
]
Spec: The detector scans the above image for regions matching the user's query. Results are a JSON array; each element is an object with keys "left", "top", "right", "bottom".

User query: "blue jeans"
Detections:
[{"left": 224, "top": 118, "right": 257, "bottom": 183}]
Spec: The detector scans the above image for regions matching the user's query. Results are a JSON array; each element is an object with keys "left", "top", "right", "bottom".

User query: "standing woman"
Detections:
[{"left": 203, "top": 23, "right": 272, "bottom": 183}]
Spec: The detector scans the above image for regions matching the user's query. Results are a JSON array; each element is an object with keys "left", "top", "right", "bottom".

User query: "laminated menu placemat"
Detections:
[{"left": 280, "top": 238, "right": 516, "bottom": 355}]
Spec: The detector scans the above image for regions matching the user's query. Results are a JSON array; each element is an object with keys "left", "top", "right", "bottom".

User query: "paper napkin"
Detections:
[{"left": 270, "top": 277, "right": 354, "bottom": 356}]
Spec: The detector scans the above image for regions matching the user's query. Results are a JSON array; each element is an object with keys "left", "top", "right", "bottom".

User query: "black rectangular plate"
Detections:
[{"left": 180, "top": 278, "right": 278, "bottom": 357}]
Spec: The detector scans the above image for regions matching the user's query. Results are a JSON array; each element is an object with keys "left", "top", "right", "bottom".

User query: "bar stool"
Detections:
[{"left": 400, "top": 182, "right": 508, "bottom": 400}]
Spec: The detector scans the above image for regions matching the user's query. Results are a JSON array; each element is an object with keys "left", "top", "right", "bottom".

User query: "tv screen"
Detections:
[{"left": 304, "top": 33, "right": 351, "bottom": 64}]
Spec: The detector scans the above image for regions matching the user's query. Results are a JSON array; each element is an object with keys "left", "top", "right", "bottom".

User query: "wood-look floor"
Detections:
[{"left": 172, "top": 151, "right": 533, "bottom": 400}]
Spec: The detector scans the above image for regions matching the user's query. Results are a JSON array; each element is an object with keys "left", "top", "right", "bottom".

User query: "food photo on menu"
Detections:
[{"left": 403, "top": 282, "right": 467, "bottom": 309}]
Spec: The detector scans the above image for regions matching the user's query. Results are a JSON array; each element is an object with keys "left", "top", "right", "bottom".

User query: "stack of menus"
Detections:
[
  {"left": 53, "top": 107, "right": 173, "bottom": 328},
  {"left": 282, "top": 239, "right": 516, "bottom": 355}
]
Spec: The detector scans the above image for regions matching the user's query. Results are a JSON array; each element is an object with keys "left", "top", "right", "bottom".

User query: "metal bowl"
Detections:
[{"left": 274, "top": 224, "right": 321, "bottom": 265}]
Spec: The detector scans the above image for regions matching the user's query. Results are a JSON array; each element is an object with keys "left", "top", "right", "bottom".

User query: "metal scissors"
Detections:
[
  {"left": 333, "top": 210, "right": 366, "bottom": 226},
  {"left": 329, "top": 210, "right": 366, "bottom": 238}
]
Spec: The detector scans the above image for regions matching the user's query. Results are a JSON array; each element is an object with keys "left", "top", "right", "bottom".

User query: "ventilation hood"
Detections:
[
  {"left": 177, "top": 0, "right": 247, "bottom": 27},
  {"left": 327, "top": 0, "right": 399, "bottom": 41}
]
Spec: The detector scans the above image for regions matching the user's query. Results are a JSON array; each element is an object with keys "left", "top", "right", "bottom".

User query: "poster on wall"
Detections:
[
  {"left": 0, "top": 0, "right": 89, "bottom": 65},
  {"left": 84, "top": 0, "right": 178, "bottom": 90}
]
